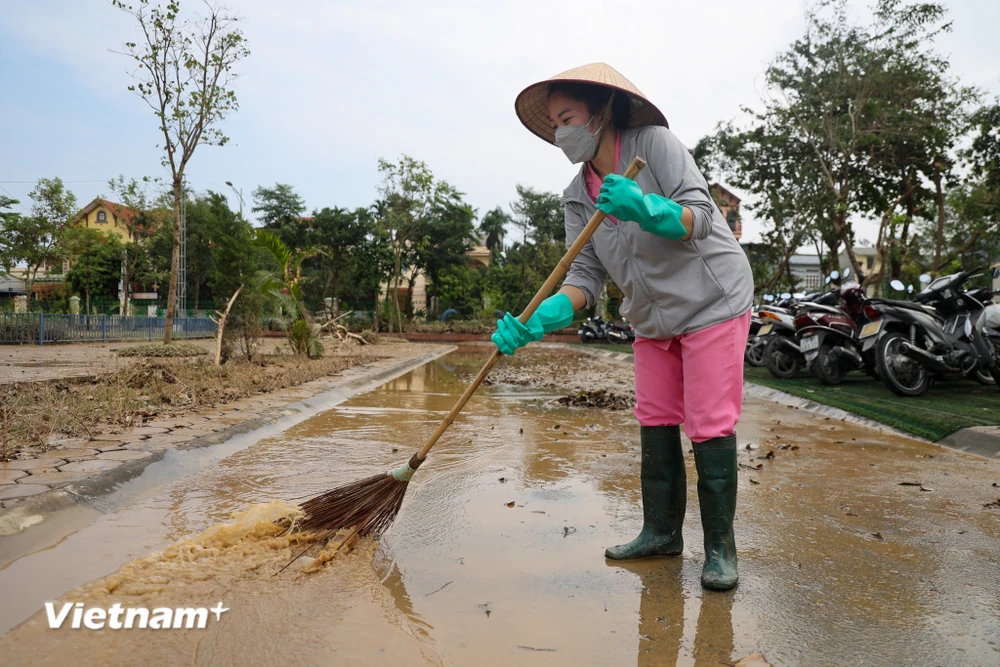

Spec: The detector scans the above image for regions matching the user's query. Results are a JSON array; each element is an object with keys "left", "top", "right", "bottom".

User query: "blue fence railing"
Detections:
[{"left": 0, "top": 313, "right": 217, "bottom": 345}]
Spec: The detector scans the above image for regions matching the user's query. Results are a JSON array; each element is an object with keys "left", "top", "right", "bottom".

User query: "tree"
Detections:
[
  {"left": 308, "top": 206, "right": 371, "bottom": 311},
  {"left": 762, "top": 0, "right": 956, "bottom": 285},
  {"left": 67, "top": 234, "right": 123, "bottom": 314},
  {"left": 252, "top": 183, "right": 307, "bottom": 244},
  {"left": 113, "top": 0, "right": 250, "bottom": 342},
  {"left": 252, "top": 229, "right": 321, "bottom": 357},
  {"left": 0, "top": 178, "right": 78, "bottom": 307},
  {"left": 375, "top": 155, "right": 441, "bottom": 334},
  {"left": 413, "top": 185, "right": 476, "bottom": 309},
  {"left": 510, "top": 185, "right": 564, "bottom": 245},
  {"left": 479, "top": 206, "right": 509, "bottom": 260}
]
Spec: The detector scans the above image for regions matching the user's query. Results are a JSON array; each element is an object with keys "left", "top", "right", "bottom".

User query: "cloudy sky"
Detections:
[{"left": 1, "top": 0, "right": 998, "bottom": 244}]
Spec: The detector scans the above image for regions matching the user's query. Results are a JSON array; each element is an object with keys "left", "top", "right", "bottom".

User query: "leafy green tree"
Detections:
[
  {"left": 67, "top": 235, "right": 123, "bottom": 314},
  {"left": 413, "top": 184, "right": 476, "bottom": 310},
  {"left": 479, "top": 206, "right": 510, "bottom": 260},
  {"left": 252, "top": 183, "right": 307, "bottom": 243},
  {"left": 305, "top": 206, "right": 371, "bottom": 310},
  {"left": 0, "top": 178, "right": 78, "bottom": 307},
  {"left": 252, "top": 229, "right": 321, "bottom": 357},
  {"left": 510, "top": 185, "right": 564, "bottom": 244},
  {"left": 375, "top": 155, "right": 443, "bottom": 333},
  {"left": 113, "top": 0, "right": 250, "bottom": 341}
]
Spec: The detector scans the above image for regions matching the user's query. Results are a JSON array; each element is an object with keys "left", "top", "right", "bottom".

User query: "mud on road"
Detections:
[{"left": 2, "top": 347, "right": 999, "bottom": 666}]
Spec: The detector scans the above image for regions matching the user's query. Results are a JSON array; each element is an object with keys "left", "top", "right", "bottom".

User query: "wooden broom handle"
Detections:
[{"left": 415, "top": 156, "right": 647, "bottom": 460}]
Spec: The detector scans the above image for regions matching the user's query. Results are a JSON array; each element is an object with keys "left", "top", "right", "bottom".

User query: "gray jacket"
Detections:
[{"left": 561, "top": 125, "right": 753, "bottom": 340}]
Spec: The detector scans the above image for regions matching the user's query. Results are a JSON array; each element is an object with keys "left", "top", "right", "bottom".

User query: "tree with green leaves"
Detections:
[
  {"left": 308, "top": 206, "right": 371, "bottom": 311},
  {"left": 0, "top": 178, "right": 78, "bottom": 307},
  {"left": 113, "top": 0, "right": 250, "bottom": 342},
  {"left": 412, "top": 184, "right": 476, "bottom": 312},
  {"left": 478, "top": 206, "right": 509, "bottom": 261},
  {"left": 762, "top": 0, "right": 959, "bottom": 285},
  {"left": 252, "top": 183, "right": 307, "bottom": 243},
  {"left": 375, "top": 155, "right": 443, "bottom": 334},
  {"left": 252, "top": 228, "right": 321, "bottom": 356},
  {"left": 67, "top": 234, "right": 123, "bottom": 314}
]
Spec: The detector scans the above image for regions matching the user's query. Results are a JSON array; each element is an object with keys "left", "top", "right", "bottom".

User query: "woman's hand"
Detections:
[
  {"left": 491, "top": 293, "right": 575, "bottom": 355},
  {"left": 597, "top": 174, "right": 690, "bottom": 240}
]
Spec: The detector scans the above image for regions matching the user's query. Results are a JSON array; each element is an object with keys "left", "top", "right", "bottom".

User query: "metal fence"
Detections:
[{"left": 0, "top": 313, "right": 217, "bottom": 345}]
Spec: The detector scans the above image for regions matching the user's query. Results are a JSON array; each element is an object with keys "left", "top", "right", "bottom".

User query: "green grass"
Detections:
[{"left": 743, "top": 365, "right": 999, "bottom": 441}]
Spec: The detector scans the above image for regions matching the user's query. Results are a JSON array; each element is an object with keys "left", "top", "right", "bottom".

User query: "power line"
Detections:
[{"left": 0, "top": 184, "right": 31, "bottom": 214}]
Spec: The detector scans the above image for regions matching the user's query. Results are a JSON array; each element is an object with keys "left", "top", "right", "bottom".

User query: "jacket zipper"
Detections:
[{"left": 612, "top": 222, "right": 667, "bottom": 336}]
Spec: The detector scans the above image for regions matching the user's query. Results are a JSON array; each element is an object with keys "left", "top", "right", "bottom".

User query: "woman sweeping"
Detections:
[{"left": 493, "top": 63, "right": 753, "bottom": 591}]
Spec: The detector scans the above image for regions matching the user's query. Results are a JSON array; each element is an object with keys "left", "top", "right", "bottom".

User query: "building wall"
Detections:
[{"left": 82, "top": 204, "right": 131, "bottom": 241}]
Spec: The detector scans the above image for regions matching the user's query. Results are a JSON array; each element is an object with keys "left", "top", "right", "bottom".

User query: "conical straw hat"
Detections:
[{"left": 514, "top": 62, "right": 668, "bottom": 145}]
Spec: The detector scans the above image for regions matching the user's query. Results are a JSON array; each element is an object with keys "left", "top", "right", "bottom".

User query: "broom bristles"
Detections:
[{"left": 295, "top": 452, "right": 424, "bottom": 537}]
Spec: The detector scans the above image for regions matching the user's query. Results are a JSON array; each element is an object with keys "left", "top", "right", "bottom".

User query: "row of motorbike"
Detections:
[
  {"left": 746, "top": 266, "right": 1000, "bottom": 397},
  {"left": 577, "top": 316, "right": 636, "bottom": 345}
]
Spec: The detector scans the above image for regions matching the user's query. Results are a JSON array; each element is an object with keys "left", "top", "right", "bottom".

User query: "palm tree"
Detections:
[
  {"left": 479, "top": 207, "right": 509, "bottom": 260},
  {"left": 252, "top": 229, "right": 323, "bottom": 357}
]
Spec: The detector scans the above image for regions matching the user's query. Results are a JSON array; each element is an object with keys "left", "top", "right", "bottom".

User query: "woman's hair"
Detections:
[{"left": 547, "top": 82, "right": 632, "bottom": 130}]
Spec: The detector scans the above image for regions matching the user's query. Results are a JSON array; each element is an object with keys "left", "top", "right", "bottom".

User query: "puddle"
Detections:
[{"left": 1, "top": 350, "right": 999, "bottom": 665}]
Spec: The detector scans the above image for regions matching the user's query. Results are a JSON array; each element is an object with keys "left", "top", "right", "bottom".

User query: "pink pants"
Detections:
[{"left": 633, "top": 310, "right": 751, "bottom": 442}]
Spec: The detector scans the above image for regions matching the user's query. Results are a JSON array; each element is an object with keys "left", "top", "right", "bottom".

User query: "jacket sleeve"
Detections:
[
  {"left": 645, "top": 126, "right": 717, "bottom": 241},
  {"left": 561, "top": 201, "right": 607, "bottom": 309}
]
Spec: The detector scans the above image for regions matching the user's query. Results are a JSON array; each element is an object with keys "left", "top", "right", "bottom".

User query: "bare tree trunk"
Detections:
[
  {"left": 211, "top": 286, "right": 243, "bottom": 365},
  {"left": 164, "top": 178, "right": 182, "bottom": 344},
  {"left": 122, "top": 247, "right": 130, "bottom": 317}
]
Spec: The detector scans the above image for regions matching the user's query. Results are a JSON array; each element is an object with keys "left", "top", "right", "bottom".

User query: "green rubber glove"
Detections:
[
  {"left": 491, "top": 293, "right": 575, "bottom": 355},
  {"left": 597, "top": 174, "right": 687, "bottom": 240}
]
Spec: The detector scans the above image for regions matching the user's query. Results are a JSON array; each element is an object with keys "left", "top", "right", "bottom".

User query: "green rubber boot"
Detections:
[
  {"left": 693, "top": 435, "right": 739, "bottom": 590},
  {"left": 605, "top": 425, "right": 686, "bottom": 560}
]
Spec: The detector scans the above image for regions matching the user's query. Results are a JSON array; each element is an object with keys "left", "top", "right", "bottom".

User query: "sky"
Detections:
[{"left": 1, "top": 0, "right": 999, "bottom": 246}]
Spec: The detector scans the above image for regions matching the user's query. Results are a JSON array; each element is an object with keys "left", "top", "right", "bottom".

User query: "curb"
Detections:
[
  {"left": 936, "top": 426, "right": 1000, "bottom": 459},
  {"left": 0, "top": 344, "right": 455, "bottom": 562}
]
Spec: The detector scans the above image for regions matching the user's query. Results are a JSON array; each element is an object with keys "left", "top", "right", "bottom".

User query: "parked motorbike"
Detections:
[
  {"left": 745, "top": 312, "right": 766, "bottom": 366},
  {"left": 759, "top": 292, "right": 808, "bottom": 379},
  {"left": 860, "top": 267, "right": 1000, "bottom": 396},
  {"left": 794, "top": 268, "right": 875, "bottom": 385},
  {"left": 605, "top": 318, "right": 636, "bottom": 344},
  {"left": 578, "top": 316, "right": 608, "bottom": 343}
]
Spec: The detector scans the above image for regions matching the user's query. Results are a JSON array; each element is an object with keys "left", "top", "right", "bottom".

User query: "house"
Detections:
[
  {"left": 709, "top": 183, "right": 742, "bottom": 240},
  {"left": 69, "top": 198, "right": 145, "bottom": 243},
  {"left": 379, "top": 245, "right": 492, "bottom": 318},
  {"left": 788, "top": 254, "right": 824, "bottom": 292}
]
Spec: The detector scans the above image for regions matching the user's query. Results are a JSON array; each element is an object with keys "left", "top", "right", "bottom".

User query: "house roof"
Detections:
[{"left": 709, "top": 182, "right": 741, "bottom": 204}]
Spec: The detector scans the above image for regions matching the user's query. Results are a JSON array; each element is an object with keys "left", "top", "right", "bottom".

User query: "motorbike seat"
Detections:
[{"left": 871, "top": 298, "right": 938, "bottom": 315}]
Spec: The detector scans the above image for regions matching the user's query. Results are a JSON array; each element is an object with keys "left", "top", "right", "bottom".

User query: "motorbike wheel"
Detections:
[
  {"left": 815, "top": 345, "right": 843, "bottom": 385},
  {"left": 765, "top": 335, "right": 801, "bottom": 379},
  {"left": 745, "top": 336, "right": 767, "bottom": 366},
  {"left": 876, "top": 332, "right": 930, "bottom": 397},
  {"left": 580, "top": 332, "right": 597, "bottom": 344},
  {"left": 972, "top": 339, "right": 1000, "bottom": 386}
]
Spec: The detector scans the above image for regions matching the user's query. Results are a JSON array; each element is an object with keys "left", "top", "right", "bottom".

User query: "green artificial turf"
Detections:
[{"left": 743, "top": 365, "right": 999, "bottom": 441}]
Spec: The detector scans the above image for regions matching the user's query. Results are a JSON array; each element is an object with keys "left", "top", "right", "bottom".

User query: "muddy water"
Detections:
[{"left": 2, "top": 349, "right": 1000, "bottom": 665}]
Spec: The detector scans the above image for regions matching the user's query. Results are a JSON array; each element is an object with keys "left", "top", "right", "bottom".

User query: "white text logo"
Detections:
[{"left": 45, "top": 602, "right": 229, "bottom": 630}]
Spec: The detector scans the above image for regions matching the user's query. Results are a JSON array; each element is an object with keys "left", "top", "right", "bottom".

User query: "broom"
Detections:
[{"left": 287, "top": 156, "right": 648, "bottom": 562}]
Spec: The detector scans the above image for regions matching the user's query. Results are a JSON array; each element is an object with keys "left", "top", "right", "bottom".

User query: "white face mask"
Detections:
[
  {"left": 554, "top": 110, "right": 606, "bottom": 164},
  {"left": 552, "top": 92, "right": 615, "bottom": 164}
]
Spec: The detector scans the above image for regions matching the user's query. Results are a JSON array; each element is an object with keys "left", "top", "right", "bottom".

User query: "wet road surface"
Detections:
[{"left": 1, "top": 349, "right": 999, "bottom": 665}]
